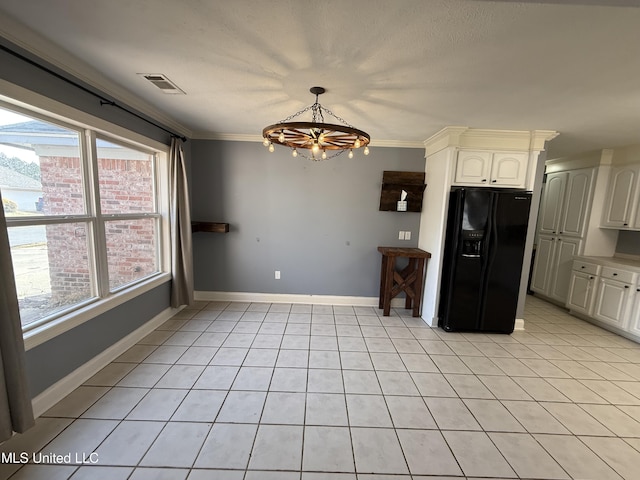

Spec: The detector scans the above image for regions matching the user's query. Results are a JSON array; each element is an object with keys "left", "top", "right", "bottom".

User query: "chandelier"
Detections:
[{"left": 262, "top": 86, "right": 370, "bottom": 160}]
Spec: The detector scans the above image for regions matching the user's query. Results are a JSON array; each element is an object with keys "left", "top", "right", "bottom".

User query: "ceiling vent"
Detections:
[{"left": 138, "top": 73, "right": 185, "bottom": 94}]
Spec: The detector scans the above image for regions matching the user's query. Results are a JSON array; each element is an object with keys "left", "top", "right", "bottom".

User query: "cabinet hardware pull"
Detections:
[
  {"left": 613, "top": 273, "right": 618, "bottom": 276},
  {"left": 624, "top": 223, "right": 628, "bottom": 226},
  {"left": 581, "top": 266, "right": 585, "bottom": 269},
  {"left": 589, "top": 276, "right": 594, "bottom": 280},
  {"left": 624, "top": 285, "right": 629, "bottom": 289},
  {"left": 491, "top": 179, "right": 497, "bottom": 183},
  {"left": 482, "top": 179, "right": 487, "bottom": 182}
]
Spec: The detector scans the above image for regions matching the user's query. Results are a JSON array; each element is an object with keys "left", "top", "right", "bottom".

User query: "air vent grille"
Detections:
[{"left": 138, "top": 73, "right": 185, "bottom": 94}]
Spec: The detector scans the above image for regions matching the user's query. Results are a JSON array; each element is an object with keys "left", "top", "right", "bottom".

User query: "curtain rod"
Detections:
[{"left": 0, "top": 44, "right": 187, "bottom": 142}]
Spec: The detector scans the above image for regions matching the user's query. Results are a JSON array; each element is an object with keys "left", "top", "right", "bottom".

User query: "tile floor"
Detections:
[{"left": 3, "top": 295, "right": 640, "bottom": 479}]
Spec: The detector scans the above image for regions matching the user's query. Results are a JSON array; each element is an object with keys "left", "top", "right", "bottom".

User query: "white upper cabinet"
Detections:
[
  {"left": 601, "top": 164, "right": 640, "bottom": 229},
  {"left": 454, "top": 150, "right": 528, "bottom": 187},
  {"left": 560, "top": 168, "right": 594, "bottom": 237},
  {"left": 538, "top": 172, "right": 567, "bottom": 235},
  {"left": 538, "top": 168, "right": 594, "bottom": 237},
  {"left": 490, "top": 153, "right": 528, "bottom": 186}
]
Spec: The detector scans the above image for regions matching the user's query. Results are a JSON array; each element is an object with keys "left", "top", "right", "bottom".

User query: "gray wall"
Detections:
[
  {"left": 191, "top": 140, "right": 425, "bottom": 297},
  {"left": 616, "top": 231, "right": 640, "bottom": 256},
  {"left": 26, "top": 283, "right": 170, "bottom": 396},
  {"left": 1, "top": 36, "right": 174, "bottom": 397}
]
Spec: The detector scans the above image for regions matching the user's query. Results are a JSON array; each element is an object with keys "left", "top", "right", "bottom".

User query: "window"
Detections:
[{"left": 0, "top": 103, "right": 167, "bottom": 333}]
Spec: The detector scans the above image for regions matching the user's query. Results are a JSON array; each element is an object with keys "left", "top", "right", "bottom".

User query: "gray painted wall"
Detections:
[
  {"left": 1, "top": 36, "right": 174, "bottom": 398},
  {"left": 26, "top": 282, "right": 170, "bottom": 396},
  {"left": 616, "top": 231, "right": 640, "bottom": 256},
  {"left": 191, "top": 140, "right": 425, "bottom": 297}
]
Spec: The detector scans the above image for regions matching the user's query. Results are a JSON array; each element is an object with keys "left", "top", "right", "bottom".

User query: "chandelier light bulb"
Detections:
[
  {"left": 321, "top": 150, "right": 327, "bottom": 160},
  {"left": 268, "top": 143, "right": 275, "bottom": 153},
  {"left": 318, "top": 132, "right": 325, "bottom": 143},
  {"left": 292, "top": 148, "right": 298, "bottom": 157},
  {"left": 278, "top": 131, "right": 285, "bottom": 143},
  {"left": 354, "top": 138, "right": 361, "bottom": 149},
  {"left": 263, "top": 137, "right": 270, "bottom": 147},
  {"left": 312, "top": 142, "right": 320, "bottom": 154},
  {"left": 348, "top": 149, "right": 354, "bottom": 159},
  {"left": 363, "top": 146, "right": 370, "bottom": 155}
]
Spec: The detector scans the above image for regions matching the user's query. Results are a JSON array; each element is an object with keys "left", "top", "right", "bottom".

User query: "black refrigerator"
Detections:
[{"left": 439, "top": 187, "right": 532, "bottom": 333}]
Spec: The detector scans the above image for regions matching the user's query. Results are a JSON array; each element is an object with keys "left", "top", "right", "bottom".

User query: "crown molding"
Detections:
[
  {"left": 0, "top": 17, "right": 192, "bottom": 139},
  {"left": 191, "top": 131, "right": 424, "bottom": 148},
  {"left": 424, "top": 126, "right": 558, "bottom": 156}
]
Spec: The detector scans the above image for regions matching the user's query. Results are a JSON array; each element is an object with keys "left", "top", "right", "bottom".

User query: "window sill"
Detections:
[{"left": 23, "top": 272, "right": 172, "bottom": 350}]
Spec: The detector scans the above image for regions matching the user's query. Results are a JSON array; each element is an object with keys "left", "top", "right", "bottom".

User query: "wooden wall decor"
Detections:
[
  {"left": 379, "top": 171, "right": 426, "bottom": 212},
  {"left": 191, "top": 222, "right": 230, "bottom": 233}
]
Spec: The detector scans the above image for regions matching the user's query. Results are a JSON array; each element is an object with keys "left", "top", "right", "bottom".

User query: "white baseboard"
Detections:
[
  {"left": 515, "top": 318, "right": 525, "bottom": 330},
  {"left": 31, "top": 306, "right": 181, "bottom": 418},
  {"left": 194, "top": 290, "right": 407, "bottom": 308}
]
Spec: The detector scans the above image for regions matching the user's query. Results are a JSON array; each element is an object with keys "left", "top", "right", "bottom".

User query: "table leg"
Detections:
[
  {"left": 412, "top": 258, "right": 426, "bottom": 317},
  {"left": 379, "top": 254, "right": 388, "bottom": 310},
  {"left": 383, "top": 255, "right": 395, "bottom": 316},
  {"left": 405, "top": 258, "right": 416, "bottom": 310}
]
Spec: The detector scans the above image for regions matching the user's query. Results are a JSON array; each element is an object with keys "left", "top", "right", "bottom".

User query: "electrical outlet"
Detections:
[
  {"left": 405, "top": 231, "right": 411, "bottom": 240},
  {"left": 398, "top": 231, "right": 405, "bottom": 240},
  {"left": 275, "top": 270, "right": 281, "bottom": 280}
]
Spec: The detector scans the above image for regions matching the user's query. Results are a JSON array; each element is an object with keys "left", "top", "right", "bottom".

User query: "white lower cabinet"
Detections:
[
  {"left": 531, "top": 235, "right": 582, "bottom": 303},
  {"left": 567, "top": 271, "right": 597, "bottom": 315},
  {"left": 628, "top": 286, "right": 640, "bottom": 337},
  {"left": 567, "top": 258, "right": 639, "bottom": 337},
  {"left": 592, "top": 277, "right": 632, "bottom": 329}
]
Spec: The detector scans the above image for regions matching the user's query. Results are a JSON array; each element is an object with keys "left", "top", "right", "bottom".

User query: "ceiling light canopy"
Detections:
[{"left": 262, "top": 86, "right": 370, "bottom": 160}]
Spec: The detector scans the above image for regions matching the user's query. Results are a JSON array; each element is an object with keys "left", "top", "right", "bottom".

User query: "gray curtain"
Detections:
[
  {"left": 0, "top": 206, "right": 35, "bottom": 442},
  {"left": 169, "top": 137, "right": 194, "bottom": 308}
]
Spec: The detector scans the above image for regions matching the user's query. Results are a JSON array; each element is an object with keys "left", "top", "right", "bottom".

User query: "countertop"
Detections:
[{"left": 575, "top": 255, "right": 640, "bottom": 272}]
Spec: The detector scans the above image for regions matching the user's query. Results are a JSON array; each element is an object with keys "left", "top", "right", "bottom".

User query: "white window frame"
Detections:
[{"left": 0, "top": 80, "right": 171, "bottom": 350}]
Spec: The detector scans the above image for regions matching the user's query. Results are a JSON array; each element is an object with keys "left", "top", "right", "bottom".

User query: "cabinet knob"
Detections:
[
  {"left": 637, "top": 288, "right": 640, "bottom": 292},
  {"left": 482, "top": 179, "right": 487, "bottom": 183},
  {"left": 624, "top": 285, "right": 629, "bottom": 289},
  {"left": 589, "top": 276, "right": 594, "bottom": 280},
  {"left": 613, "top": 273, "right": 618, "bottom": 276},
  {"left": 581, "top": 266, "right": 586, "bottom": 269},
  {"left": 491, "top": 179, "right": 497, "bottom": 183},
  {"left": 624, "top": 223, "right": 629, "bottom": 226}
]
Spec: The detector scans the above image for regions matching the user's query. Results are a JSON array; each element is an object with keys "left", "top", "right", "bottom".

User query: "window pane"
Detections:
[
  {"left": 97, "top": 138, "right": 155, "bottom": 214},
  {"left": 105, "top": 217, "right": 159, "bottom": 290},
  {"left": 0, "top": 107, "right": 86, "bottom": 216},
  {"left": 8, "top": 223, "right": 95, "bottom": 327}
]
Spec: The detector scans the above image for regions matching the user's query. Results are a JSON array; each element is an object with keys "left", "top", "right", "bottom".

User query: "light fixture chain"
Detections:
[
  {"left": 278, "top": 104, "right": 314, "bottom": 124},
  {"left": 319, "top": 105, "right": 353, "bottom": 128}
]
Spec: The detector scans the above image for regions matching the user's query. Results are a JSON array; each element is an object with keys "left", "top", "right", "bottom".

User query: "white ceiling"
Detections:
[{"left": 0, "top": 0, "right": 639, "bottom": 158}]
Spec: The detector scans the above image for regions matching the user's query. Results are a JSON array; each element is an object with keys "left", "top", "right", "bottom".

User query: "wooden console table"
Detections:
[{"left": 378, "top": 247, "right": 431, "bottom": 317}]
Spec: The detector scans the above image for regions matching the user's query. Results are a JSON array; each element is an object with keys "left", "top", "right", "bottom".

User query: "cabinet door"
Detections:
[
  {"left": 560, "top": 168, "right": 593, "bottom": 237},
  {"left": 489, "top": 152, "right": 528, "bottom": 187},
  {"left": 628, "top": 287, "right": 640, "bottom": 337},
  {"left": 530, "top": 235, "right": 556, "bottom": 295},
  {"left": 549, "top": 237, "right": 583, "bottom": 303},
  {"left": 538, "top": 173, "right": 567, "bottom": 235},
  {"left": 566, "top": 270, "right": 596, "bottom": 315},
  {"left": 593, "top": 278, "right": 632, "bottom": 329},
  {"left": 601, "top": 166, "right": 638, "bottom": 228},
  {"left": 455, "top": 151, "right": 491, "bottom": 185}
]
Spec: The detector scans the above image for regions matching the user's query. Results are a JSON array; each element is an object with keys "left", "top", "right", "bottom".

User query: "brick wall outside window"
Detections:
[{"left": 40, "top": 155, "right": 156, "bottom": 302}]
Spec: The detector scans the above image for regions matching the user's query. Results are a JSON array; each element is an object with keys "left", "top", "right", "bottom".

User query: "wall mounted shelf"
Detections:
[
  {"left": 191, "top": 222, "right": 230, "bottom": 233},
  {"left": 379, "top": 171, "right": 426, "bottom": 212}
]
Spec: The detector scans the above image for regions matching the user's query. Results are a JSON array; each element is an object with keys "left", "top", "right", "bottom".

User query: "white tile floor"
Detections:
[{"left": 3, "top": 295, "right": 640, "bottom": 479}]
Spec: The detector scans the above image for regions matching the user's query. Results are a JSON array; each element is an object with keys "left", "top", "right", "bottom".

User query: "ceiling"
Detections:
[{"left": 0, "top": 0, "right": 639, "bottom": 158}]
